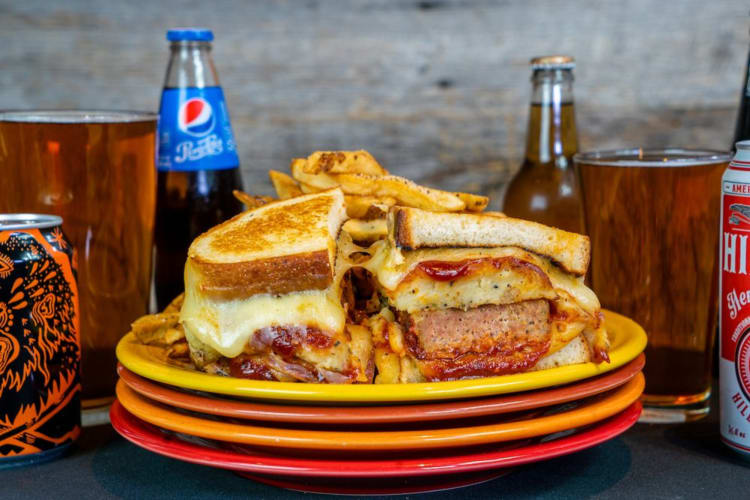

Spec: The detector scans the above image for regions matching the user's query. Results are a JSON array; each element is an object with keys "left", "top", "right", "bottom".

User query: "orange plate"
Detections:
[
  {"left": 114, "top": 372, "right": 644, "bottom": 451},
  {"left": 116, "top": 354, "right": 644, "bottom": 425}
]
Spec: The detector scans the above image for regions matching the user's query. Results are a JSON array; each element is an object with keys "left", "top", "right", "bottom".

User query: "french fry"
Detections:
[
  {"left": 456, "top": 192, "right": 489, "bottom": 212},
  {"left": 368, "top": 313, "right": 389, "bottom": 345},
  {"left": 166, "top": 339, "right": 190, "bottom": 359},
  {"left": 233, "top": 190, "right": 275, "bottom": 209},
  {"left": 399, "top": 356, "right": 425, "bottom": 383},
  {"left": 290, "top": 159, "right": 341, "bottom": 190},
  {"left": 344, "top": 195, "right": 396, "bottom": 219},
  {"left": 299, "top": 181, "right": 323, "bottom": 194},
  {"left": 335, "top": 173, "right": 466, "bottom": 212},
  {"left": 130, "top": 312, "right": 183, "bottom": 346},
  {"left": 374, "top": 348, "right": 400, "bottom": 384},
  {"left": 357, "top": 199, "right": 397, "bottom": 220},
  {"left": 362, "top": 204, "right": 390, "bottom": 220},
  {"left": 344, "top": 196, "right": 374, "bottom": 218},
  {"left": 342, "top": 219, "right": 388, "bottom": 243},
  {"left": 387, "top": 321, "right": 405, "bottom": 355},
  {"left": 163, "top": 326, "right": 185, "bottom": 345},
  {"left": 301, "top": 150, "right": 388, "bottom": 176},
  {"left": 269, "top": 170, "right": 303, "bottom": 199},
  {"left": 292, "top": 152, "right": 488, "bottom": 213},
  {"left": 163, "top": 293, "right": 184, "bottom": 313}
]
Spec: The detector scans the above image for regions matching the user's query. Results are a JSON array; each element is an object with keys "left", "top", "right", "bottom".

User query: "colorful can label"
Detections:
[
  {"left": 0, "top": 215, "right": 80, "bottom": 464},
  {"left": 157, "top": 86, "right": 239, "bottom": 171},
  {"left": 720, "top": 147, "right": 750, "bottom": 457}
]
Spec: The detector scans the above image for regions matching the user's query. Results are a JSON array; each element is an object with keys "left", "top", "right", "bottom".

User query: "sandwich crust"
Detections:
[
  {"left": 186, "top": 188, "right": 346, "bottom": 300},
  {"left": 388, "top": 206, "right": 590, "bottom": 276},
  {"left": 192, "top": 250, "right": 332, "bottom": 300}
]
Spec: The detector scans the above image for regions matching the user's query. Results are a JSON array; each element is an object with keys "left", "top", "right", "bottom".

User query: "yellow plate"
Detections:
[
  {"left": 115, "top": 373, "right": 644, "bottom": 450},
  {"left": 116, "top": 309, "right": 646, "bottom": 403}
]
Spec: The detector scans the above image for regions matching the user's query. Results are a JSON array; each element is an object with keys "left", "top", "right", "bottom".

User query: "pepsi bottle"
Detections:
[{"left": 154, "top": 28, "right": 244, "bottom": 309}]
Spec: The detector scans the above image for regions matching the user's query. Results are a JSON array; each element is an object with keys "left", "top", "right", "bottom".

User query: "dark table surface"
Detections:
[{"left": 4, "top": 399, "right": 750, "bottom": 500}]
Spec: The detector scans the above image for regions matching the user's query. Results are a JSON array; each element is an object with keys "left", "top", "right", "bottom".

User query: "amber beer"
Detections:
[
  {"left": 720, "top": 142, "right": 750, "bottom": 457},
  {"left": 0, "top": 111, "right": 156, "bottom": 406},
  {"left": 577, "top": 149, "right": 730, "bottom": 421},
  {"left": 503, "top": 55, "right": 585, "bottom": 234}
]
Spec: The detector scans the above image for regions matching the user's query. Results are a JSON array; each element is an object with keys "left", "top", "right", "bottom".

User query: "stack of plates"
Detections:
[{"left": 112, "top": 310, "right": 647, "bottom": 495}]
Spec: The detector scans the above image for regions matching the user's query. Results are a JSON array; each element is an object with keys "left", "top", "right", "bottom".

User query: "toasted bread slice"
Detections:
[
  {"left": 532, "top": 334, "right": 591, "bottom": 371},
  {"left": 388, "top": 206, "right": 590, "bottom": 276},
  {"left": 187, "top": 188, "right": 347, "bottom": 299}
]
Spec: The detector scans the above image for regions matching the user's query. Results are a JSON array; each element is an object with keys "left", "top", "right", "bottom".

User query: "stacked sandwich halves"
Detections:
[
  {"left": 365, "top": 206, "right": 608, "bottom": 383},
  {"left": 180, "top": 187, "right": 608, "bottom": 384}
]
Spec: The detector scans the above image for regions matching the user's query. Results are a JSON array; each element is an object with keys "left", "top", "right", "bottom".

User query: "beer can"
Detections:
[
  {"left": 720, "top": 142, "right": 750, "bottom": 458},
  {"left": 0, "top": 214, "right": 80, "bottom": 468}
]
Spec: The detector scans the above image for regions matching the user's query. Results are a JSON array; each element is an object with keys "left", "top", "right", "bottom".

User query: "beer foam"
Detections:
[
  {"left": 0, "top": 110, "right": 156, "bottom": 124},
  {"left": 575, "top": 148, "right": 731, "bottom": 167}
]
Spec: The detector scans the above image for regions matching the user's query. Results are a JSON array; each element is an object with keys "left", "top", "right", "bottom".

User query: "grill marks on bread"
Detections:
[
  {"left": 186, "top": 189, "right": 346, "bottom": 300},
  {"left": 388, "top": 206, "right": 590, "bottom": 276},
  {"left": 208, "top": 195, "right": 332, "bottom": 256}
]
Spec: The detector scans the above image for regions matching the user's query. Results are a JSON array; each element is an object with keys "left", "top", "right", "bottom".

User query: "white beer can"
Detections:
[{"left": 720, "top": 140, "right": 750, "bottom": 458}]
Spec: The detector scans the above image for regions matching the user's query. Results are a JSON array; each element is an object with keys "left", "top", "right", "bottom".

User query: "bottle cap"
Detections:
[
  {"left": 530, "top": 55, "right": 575, "bottom": 70},
  {"left": 167, "top": 28, "right": 214, "bottom": 42}
]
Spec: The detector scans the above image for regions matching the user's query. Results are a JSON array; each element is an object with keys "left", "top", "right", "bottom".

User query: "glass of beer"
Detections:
[
  {"left": 575, "top": 148, "right": 730, "bottom": 422},
  {"left": 0, "top": 111, "right": 156, "bottom": 411}
]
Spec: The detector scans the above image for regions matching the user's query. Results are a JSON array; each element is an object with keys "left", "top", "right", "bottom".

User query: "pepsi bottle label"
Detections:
[{"left": 157, "top": 86, "right": 239, "bottom": 171}]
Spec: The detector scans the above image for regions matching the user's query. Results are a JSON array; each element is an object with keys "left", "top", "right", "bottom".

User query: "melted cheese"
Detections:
[
  {"left": 363, "top": 243, "right": 600, "bottom": 317},
  {"left": 180, "top": 260, "right": 346, "bottom": 358},
  {"left": 361, "top": 243, "right": 605, "bottom": 378},
  {"left": 180, "top": 230, "right": 601, "bottom": 363}
]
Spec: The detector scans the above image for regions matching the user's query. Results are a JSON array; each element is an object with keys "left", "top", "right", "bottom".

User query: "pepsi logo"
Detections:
[{"left": 178, "top": 97, "right": 215, "bottom": 137}]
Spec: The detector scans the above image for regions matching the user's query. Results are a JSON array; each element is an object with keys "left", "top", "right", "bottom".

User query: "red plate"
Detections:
[
  {"left": 109, "top": 399, "right": 641, "bottom": 478},
  {"left": 116, "top": 353, "right": 644, "bottom": 425}
]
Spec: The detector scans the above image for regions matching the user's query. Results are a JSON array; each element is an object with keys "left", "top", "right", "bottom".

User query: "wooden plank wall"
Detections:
[{"left": 1, "top": 0, "right": 748, "bottom": 208}]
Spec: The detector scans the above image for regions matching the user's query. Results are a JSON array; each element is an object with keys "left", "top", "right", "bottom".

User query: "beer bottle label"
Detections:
[
  {"left": 157, "top": 86, "right": 239, "bottom": 171},
  {"left": 720, "top": 175, "right": 750, "bottom": 451}
]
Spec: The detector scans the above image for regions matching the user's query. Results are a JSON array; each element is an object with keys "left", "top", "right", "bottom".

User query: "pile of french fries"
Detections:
[
  {"left": 273, "top": 150, "right": 487, "bottom": 212},
  {"left": 130, "top": 294, "right": 189, "bottom": 361},
  {"left": 238, "top": 150, "right": 490, "bottom": 242}
]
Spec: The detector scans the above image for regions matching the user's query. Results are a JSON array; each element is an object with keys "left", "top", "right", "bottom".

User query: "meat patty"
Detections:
[
  {"left": 402, "top": 299, "right": 550, "bottom": 359},
  {"left": 397, "top": 299, "right": 553, "bottom": 380}
]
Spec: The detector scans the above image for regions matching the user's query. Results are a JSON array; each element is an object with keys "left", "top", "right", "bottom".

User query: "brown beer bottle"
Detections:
[{"left": 502, "top": 56, "right": 584, "bottom": 234}]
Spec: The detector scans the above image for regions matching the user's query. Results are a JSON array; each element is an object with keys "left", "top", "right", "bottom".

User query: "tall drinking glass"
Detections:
[
  {"left": 576, "top": 148, "right": 730, "bottom": 422},
  {"left": 0, "top": 111, "right": 157, "bottom": 411}
]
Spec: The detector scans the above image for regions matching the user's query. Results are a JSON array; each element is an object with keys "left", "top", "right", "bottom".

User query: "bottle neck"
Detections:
[
  {"left": 523, "top": 69, "right": 578, "bottom": 168},
  {"left": 164, "top": 41, "right": 219, "bottom": 88},
  {"left": 743, "top": 46, "right": 750, "bottom": 98}
]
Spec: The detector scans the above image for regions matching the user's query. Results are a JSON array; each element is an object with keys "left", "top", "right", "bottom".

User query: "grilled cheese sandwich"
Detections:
[
  {"left": 359, "top": 206, "right": 607, "bottom": 382},
  {"left": 180, "top": 188, "right": 374, "bottom": 383}
]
